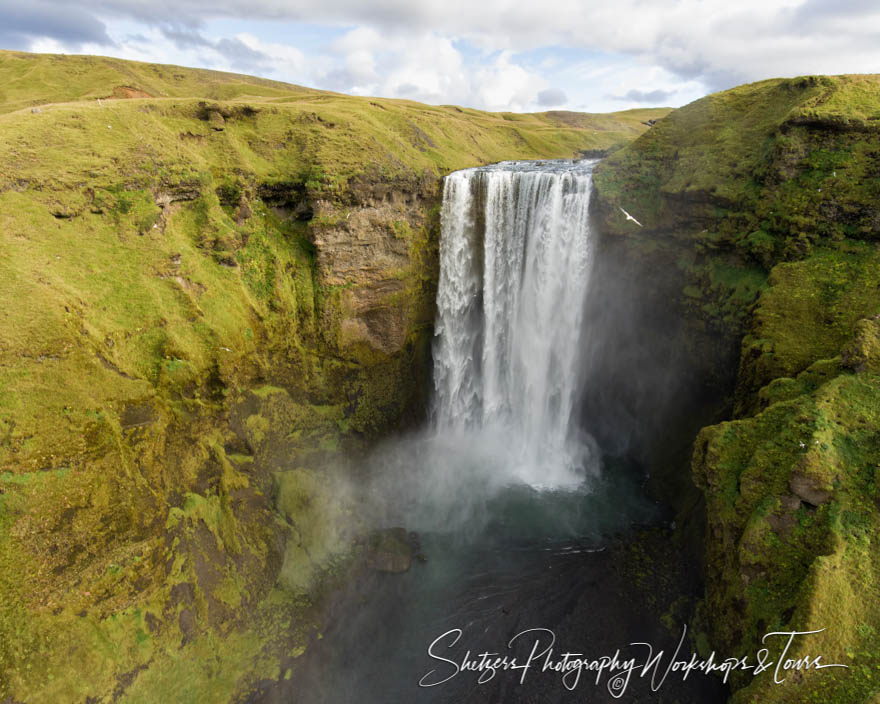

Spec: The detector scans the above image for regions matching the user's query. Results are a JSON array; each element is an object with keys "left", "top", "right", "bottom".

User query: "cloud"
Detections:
[
  {"left": 613, "top": 88, "right": 676, "bottom": 103},
  {"left": 536, "top": 88, "right": 568, "bottom": 107},
  {"left": 160, "top": 26, "right": 214, "bottom": 50},
  {"left": 215, "top": 37, "right": 271, "bottom": 71},
  {"left": 318, "top": 29, "right": 547, "bottom": 111},
  {"left": 155, "top": 26, "right": 270, "bottom": 71},
  {"left": 20, "top": 1, "right": 880, "bottom": 91},
  {"left": 470, "top": 51, "right": 546, "bottom": 111},
  {"left": 0, "top": 1, "right": 113, "bottom": 49},
  {"left": 53, "top": 26, "right": 307, "bottom": 87},
  {"left": 787, "top": 0, "right": 880, "bottom": 29}
]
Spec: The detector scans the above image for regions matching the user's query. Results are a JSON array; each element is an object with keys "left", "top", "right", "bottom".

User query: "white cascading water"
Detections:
[{"left": 432, "top": 159, "right": 599, "bottom": 489}]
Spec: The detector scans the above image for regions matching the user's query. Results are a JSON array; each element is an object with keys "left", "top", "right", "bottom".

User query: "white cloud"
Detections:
[
  {"left": 471, "top": 51, "right": 547, "bottom": 111},
  {"left": 376, "top": 35, "right": 466, "bottom": 103},
  {"left": 320, "top": 29, "right": 549, "bottom": 111},
  {"left": 233, "top": 33, "right": 308, "bottom": 77}
]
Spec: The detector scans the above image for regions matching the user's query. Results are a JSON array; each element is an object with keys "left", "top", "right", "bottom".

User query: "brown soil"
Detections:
[{"left": 110, "top": 85, "right": 152, "bottom": 99}]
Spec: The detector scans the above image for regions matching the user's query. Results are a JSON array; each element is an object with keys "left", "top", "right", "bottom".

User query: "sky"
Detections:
[{"left": 1, "top": 0, "right": 880, "bottom": 113}]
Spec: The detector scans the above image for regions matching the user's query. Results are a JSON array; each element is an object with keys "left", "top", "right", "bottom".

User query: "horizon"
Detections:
[
  {"left": 2, "top": 1, "right": 880, "bottom": 114},
  {"left": 3, "top": 46, "right": 686, "bottom": 115},
  {"left": 5, "top": 46, "right": 878, "bottom": 118}
]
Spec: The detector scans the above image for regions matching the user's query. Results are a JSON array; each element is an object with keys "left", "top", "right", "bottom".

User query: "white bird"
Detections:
[{"left": 619, "top": 206, "right": 643, "bottom": 227}]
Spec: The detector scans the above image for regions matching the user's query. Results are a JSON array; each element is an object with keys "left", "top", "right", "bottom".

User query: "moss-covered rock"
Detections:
[{"left": 595, "top": 74, "right": 880, "bottom": 702}]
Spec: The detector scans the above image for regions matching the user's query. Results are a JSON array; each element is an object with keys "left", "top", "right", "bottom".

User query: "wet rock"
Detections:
[
  {"left": 309, "top": 192, "right": 431, "bottom": 355},
  {"left": 235, "top": 200, "right": 252, "bottom": 224},
  {"left": 780, "top": 493, "right": 802, "bottom": 512},
  {"left": 178, "top": 608, "right": 196, "bottom": 645},
  {"left": 365, "top": 527, "right": 419, "bottom": 573},
  {"left": 120, "top": 402, "right": 157, "bottom": 430},
  {"left": 767, "top": 494, "right": 801, "bottom": 535}
]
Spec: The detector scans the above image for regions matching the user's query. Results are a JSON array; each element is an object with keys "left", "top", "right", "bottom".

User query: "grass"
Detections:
[
  {"left": 0, "top": 51, "right": 321, "bottom": 115},
  {"left": 737, "top": 243, "right": 880, "bottom": 413},
  {"left": 0, "top": 49, "right": 669, "bottom": 181}
]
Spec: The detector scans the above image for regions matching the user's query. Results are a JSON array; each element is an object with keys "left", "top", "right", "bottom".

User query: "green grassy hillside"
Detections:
[
  {"left": 0, "top": 49, "right": 667, "bottom": 154},
  {"left": 0, "top": 50, "right": 325, "bottom": 113},
  {"left": 594, "top": 75, "right": 880, "bottom": 703}
]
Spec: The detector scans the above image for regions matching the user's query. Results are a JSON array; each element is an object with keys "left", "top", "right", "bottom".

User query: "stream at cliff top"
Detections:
[{"left": 258, "top": 161, "right": 728, "bottom": 703}]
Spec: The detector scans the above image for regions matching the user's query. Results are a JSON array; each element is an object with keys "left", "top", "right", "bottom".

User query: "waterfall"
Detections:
[{"left": 432, "top": 159, "right": 599, "bottom": 489}]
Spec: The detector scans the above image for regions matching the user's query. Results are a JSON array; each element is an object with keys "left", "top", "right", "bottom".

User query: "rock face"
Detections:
[
  {"left": 0, "top": 138, "right": 440, "bottom": 702},
  {"left": 310, "top": 173, "right": 438, "bottom": 357},
  {"left": 789, "top": 471, "right": 832, "bottom": 507},
  {"left": 594, "top": 75, "right": 880, "bottom": 703}
]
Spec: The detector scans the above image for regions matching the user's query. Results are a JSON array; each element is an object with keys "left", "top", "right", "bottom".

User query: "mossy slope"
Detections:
[
  {"left": 0, "top": 50, "right": 664, "bottom": 702},
  {"left": 595, "top": 75, "right": 880, "bottom": 702}
]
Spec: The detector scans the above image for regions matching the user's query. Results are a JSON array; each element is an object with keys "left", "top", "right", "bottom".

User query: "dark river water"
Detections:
[{"left": 254, "top": 451, "right": 728, "bottom": 704}]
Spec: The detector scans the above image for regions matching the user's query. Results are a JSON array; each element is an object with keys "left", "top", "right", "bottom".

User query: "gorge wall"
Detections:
[
  {"left": 0, "top": 50, "right": 666, "bottom": 703},
  {"left": 592, "top": 74, "right": 880, "bottom": 703}
]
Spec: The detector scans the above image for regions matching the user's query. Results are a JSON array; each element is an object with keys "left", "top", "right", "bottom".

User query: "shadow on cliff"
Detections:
[{"left": 575, "top": 215, "right": 739, "bottom": 518}]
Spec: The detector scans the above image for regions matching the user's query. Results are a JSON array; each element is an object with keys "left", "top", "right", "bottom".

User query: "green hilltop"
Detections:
[
  {"left": 0, "top": 49, "right": 667, "bottom": 169},
  {"left": 0, "top": 50, "right": 327, "bottom": 113}
]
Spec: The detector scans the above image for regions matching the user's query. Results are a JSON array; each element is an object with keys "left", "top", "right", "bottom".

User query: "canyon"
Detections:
[{"left": 1, "top": 51, "right": 878, "bottom": 703}]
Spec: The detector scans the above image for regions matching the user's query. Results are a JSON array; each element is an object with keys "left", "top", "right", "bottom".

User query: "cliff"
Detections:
[
  {"left": 593, "top": 74, "right": 880, "bottom": 703},
  {"left": 0, "top": 50, "right": 667, "bottom": 702}
]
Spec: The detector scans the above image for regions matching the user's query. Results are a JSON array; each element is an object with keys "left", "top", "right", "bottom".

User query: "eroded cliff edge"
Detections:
[
  {"left": 593, "top": 74, "right": 880, "bottom": 703},
  {"left": 0, "top": 51, "right": 667, "bottom": 702}
]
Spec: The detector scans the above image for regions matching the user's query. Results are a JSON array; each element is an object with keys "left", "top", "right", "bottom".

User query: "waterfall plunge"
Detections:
[{"left": 432, "top": 160, "right": 599, "bottom": 489}]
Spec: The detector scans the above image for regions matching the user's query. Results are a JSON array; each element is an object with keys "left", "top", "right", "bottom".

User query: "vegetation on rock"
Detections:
[{"left": 595, "top": 74, "right": 880, "bottom": 702}]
